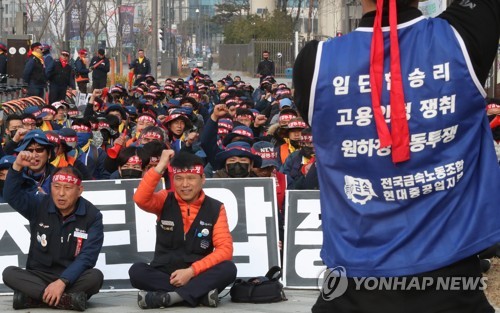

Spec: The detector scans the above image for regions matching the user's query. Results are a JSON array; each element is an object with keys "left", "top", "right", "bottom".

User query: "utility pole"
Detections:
[{"left": 151, "top": 0, "right": 158, "bottom": 77}]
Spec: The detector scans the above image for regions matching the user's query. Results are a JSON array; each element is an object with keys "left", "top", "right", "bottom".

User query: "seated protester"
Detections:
[
  {"left": 48, "top": 129, "right": 92, "bottom": 180},
  {"left": 213, "top": 141, "right": 262, "bottom": 178},
  {"left": 233, "top": 106, "right": 268, "bottom": 139},
  {"left": 234, "top": 107, "right": 254, "bottom": 128},
  {"left": 137, "top": 125, "right": 166, "bottom": 146},
  {"left": 216, "top": 118, "right": 233, "bottom": 149},
  {"left": 127, "top": 112, "right": 157, "bottom": 146},
  {"left": 277, "top": 117, "right": 308, "bottom": 164},
  {"left": 71, "top": 119, "right": 109, "bottom": 180},
  {"left": 269, "top": 97, "right": 294, "bottom": 125},
  {"left": 162, "top": 109, "right": 194, "bottom": 153},
  {"left": 201, "top": 103, "right": 254, "bottom": 170},
  {"left": 224, "top": 97, "right": 239, "bottom": 117},
  {"left": 264, "top": 108, "right": 299, "bottom": 146},
  {"left": 180, "top": 96, "right": 204, "bottom": 133},
  {"left": 138, "top": 140, "right": 174, "bottom": 190},
  {"left": 110, "top": 146, "right": 146, "bottom": 179},
  {"left": 281, "top": 128, "right": 318, "bottom": 190},
  {"left": 252, "top": 141, "right": 286, "bottom": 252},
  {"left": 0, "top": 155, "right": 16, "bottom": 202},
  {"left": 105, "top": 104, "right": 129, "bottom": 134},
  {"left": 88, "top": 116, "right": 104, "bottom": 149},
  {"left": 125, "top": 105, "right": 139, "bottom": 129},
  {"left": 2, "top": 165, "right": 104, "bottom": 311},
  {"left": 99, "top": 115, "right": 120, "bottom": 150},
  {"left": 109, "top": 86, "right": 125, "bottom": 106},
  {"left": 130, "top": 150, "right": 237, "bottom": 309},
  {"left": 24, "top": 106, "right": 48, "bottom": 130},
  {"left": 83, "top": 89, "right": 107, "bottom": 120},
  {"left": 53, "top": 101, "right": 73, "bottom": 128},
  {"left": 40, "top": 105, "right": 61, "bottom": 131},
  {"left": 3, "top": 114, "right": 28, "bottom": 155},
  {"left": 3, "top": 114, "right": 24, "bottom": 146},
  {"left": 13, "top": 129, "right": 56, "bottom": 194}
]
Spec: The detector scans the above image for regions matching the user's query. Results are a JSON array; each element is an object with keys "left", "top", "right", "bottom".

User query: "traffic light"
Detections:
[{"left": 158, "top": 28, "right": 165, "bottom": 51}]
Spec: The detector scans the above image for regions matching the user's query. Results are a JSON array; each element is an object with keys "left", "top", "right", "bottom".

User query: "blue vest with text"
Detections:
[{"left": 311, "top": 16, "right": 500, "bottom": 277}]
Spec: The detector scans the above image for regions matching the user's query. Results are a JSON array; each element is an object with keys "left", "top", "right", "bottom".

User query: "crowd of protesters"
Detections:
[{"left": 1, "top": 46, "right": 320, "bottom": 251}]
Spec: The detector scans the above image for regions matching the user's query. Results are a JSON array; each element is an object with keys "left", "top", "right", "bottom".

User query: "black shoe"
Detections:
[
  {"left": 480, "top": 259, "right": 491, "bottom": 273},
  {"left": 56, "top": 292, "right": 87, "bottom": 311},
  {"left": 200, "top": 288, "right": 218, "bottom": 308},
  {"left": 137, "top": 290, "right": 170, "bottom": 309},
  {"left": 12, "top": 291, "right": 45, "bottom": 310}
]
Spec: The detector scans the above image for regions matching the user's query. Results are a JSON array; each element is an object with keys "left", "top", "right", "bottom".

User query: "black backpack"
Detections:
[{"left": 229, "top": 266, "right": 287, "bottom": 303}]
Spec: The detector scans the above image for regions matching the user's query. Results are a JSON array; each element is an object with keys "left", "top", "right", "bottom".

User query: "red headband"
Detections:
[
  {"left": 218, "top": 128, "right": 230, "bottom": 135},
  {"left": 22, "top": 118, "right": 36, "bottom": 124},
  {"left": 279, "top": 114, "right": 295, "bottom": 123},
  {"left": 72, "top": 125, "right": 91, "bottom": 132},
  {"left": 300, "top": 135, "right": 313, "bottom": 143},
  {"left": 138, "top": 115, "right": 156, "bottom": 124},
  {"left": 149, "top": 156, "right": 160, "bottom": 166},
  {"left": 370, "top": 0, "right": 409, "bottom": 163},
  {"left": 61, "top": 135, "right": 77, "bottom": 143},
  {"left": 42, "top": 108, "right": 55, "bottom": 115},
  {"left": 232, "top": 129, "right": 253, "bottom": 138},
  {"left": 237, "top": 114, "right": 253, "bottom": 120},
  {"left": 288, "top": 120, "right": 307, "bottom": 129},
  {"left": 172, "top": 165, "right": 204, "bottom": 175},
  {"left": 46, "top": 133, "right": 61, "bottom": 144},
  {"left": 127, "top": 155, "right": 142, "bottom": 165},
  {"left": 141, "top": 131, "right": 161, "bottom": 140},
  {"left": 52, "top": 173, "right": 81, "bottom": 186},
  {"left": 98, "top": 121, "right": 110, "bottom": 129},
  {"left": 486, "top": 103, "right": 500, "bottom": 110}
]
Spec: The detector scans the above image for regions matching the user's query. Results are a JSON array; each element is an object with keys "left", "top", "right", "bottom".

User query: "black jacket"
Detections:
[
  {"left": 130, "top": 57, "right": 151, "bottom": 76},
  {"left": 90, "top": 56, "right": 110, "bottom": 81},
  {"left": 49, "top": 59, "right": 75, "bottom": 89},
  {"left": 4, "top": 167, "right": 104, "bottom": 284},
  {"left": 150, "top": 192, "right": 221, "bottom": 274}
]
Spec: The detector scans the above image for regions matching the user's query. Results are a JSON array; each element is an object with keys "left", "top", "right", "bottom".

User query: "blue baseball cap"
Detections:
[
  {"left": 14, "top": 129, "right": 54, "bottom": 153},
  {"left": 0, "top": 155, "right": 16, "bottom": 170},
  {"left": 24, "top": 106, "right": 48, "bottom": 119}
]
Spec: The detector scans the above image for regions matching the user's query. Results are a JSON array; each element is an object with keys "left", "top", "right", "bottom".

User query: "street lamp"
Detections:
[{"left": 195, "top": 8, "right": 200, "bottom": 57}]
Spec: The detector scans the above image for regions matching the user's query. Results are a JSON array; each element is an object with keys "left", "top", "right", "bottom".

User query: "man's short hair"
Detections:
[
  {"left": 170, "top": 151, "right": 204, "bottom": 171},
  {"left": 138, "top": 49, "right": 144, "bottom": 52},
  {"left": 98, "top": 48, "right": 105, "bottom": 55},
  {"left": 262, "top": 50, "right": 269, "bottom": 54},
  {"left": 6, "top": 114, "right": 22, "bottom": 128}
]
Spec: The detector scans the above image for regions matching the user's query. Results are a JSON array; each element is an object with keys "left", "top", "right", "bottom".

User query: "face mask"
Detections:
[
  {"left": 9, "top": 130, "right": 17, "bottom": 139},
  {"left": 76, "top": 132, "right": 92, "bottom": 148},
  {"left": 301, "top": 146, "right": 315, "bottom": 158},
  {"left": 226, "top": 162, "right": 250, "bottom": 178},
  {"left": 290, "top": 140, "right": 301, "bottom": 149},
  {"left": 121, "top": 169, "right": 143, "bottom": 179}
]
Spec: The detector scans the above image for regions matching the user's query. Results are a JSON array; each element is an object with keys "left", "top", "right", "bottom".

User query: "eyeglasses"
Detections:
[{"left": 26, "top": 147, "right": 46, "bottom": 154}]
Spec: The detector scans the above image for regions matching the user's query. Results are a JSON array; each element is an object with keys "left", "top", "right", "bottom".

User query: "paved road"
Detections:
[{"left": 0, "top": 289, "right": 317, "bottom": 312}]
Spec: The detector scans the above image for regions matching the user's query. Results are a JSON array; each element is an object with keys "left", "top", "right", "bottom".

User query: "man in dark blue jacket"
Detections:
[
  {"left": 23, "top": 42, "right": 47, "bottom": 97},
  {"left": 2, "top": 164, "right": 103, "bottom": 311}
]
